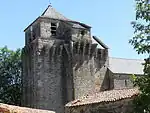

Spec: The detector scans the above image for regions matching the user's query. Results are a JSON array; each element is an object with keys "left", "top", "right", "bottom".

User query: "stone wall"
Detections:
[
  {"left": 72, "top": 41, "right": 111, "bottom": 99},
  {"left": 25, "top": 21, "right": 40, "bottom": 45},
  {"left": 22, "top": 37, "right": 75, "bottom": 113},
  {"left": 65, "top": 98, "right": 134, "bottom": 113},
  {"left": 113, "top": 74, "right": 133, "bottom": 89},
  {"left": 39, "top": 17, "right": 91, "bottom": 42},
  {"left": 35, "top": 39, "right": 64, "bottom": 113},
  {"left": 22, "top": 17, "right": 112, "bottom": 113},
  {"left": 23, "top": 18, "right": 75, "bottom": 113},
  {"left": 22, "top": 38, "right": 38, "bottom": 107}
]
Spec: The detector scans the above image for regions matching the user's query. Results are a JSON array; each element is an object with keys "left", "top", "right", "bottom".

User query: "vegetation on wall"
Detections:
[
  {"left": 0, "top": 46, "right": 22, "bottom": 106},
  {"left": 129, "top": 0, "right": 150, "bottom": 112}
]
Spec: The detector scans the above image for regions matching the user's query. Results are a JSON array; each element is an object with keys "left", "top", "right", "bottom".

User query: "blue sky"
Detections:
[{"left": 0, "top": 0, "right": 146, "bottom": 59}]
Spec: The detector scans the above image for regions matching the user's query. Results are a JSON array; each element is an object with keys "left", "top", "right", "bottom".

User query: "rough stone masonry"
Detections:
[
  {"left": 22, "top": 5, "right": 111, "bottom": 113},
  {"left": 21, "top": 5, "right": 138, "bottom": 113}
]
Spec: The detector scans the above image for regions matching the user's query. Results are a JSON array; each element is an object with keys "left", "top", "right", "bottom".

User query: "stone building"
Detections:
[
  {"left": 22, "top": 5, "right": 143, "bottom": 113},
  {"left": 108, "top": 57, "right": 143, "bottom": 89},
  {"left": 65, "top": 88, "right": 139, "bottom": 113},
  {"left": 0, "top": 89, "right": 139, "bottom": 113}
]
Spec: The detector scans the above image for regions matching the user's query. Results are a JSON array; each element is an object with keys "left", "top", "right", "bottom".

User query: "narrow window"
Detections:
[
  {"left": 125, "top": 80, "right": 127, "bottom": 87},
  {"left": 51, "top": 23, "right": 57, "bottom": 36}
]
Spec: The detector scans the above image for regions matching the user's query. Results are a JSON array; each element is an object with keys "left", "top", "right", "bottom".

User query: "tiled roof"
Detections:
[
  {"left": 24, "top": 5, "right": 91, "bottom": 31},
  {"left": 109, "top": 57, "right": 144, "bottom": 75},
  {"left": 41, "top": 5, "right": 91, "bottom": 29},
  {"left": 0, "top": 103, "right": 55, "bottom": 113},
  {"left": 66, "top": 88, "right": 139, "bottom": 107}
]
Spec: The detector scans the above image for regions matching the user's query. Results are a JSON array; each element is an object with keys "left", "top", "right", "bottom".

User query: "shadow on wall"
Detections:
[
  {"left": 40, "top": 40, "right": 110, "bottom": 99},
  {"left": 72, "top": 41, "right": 107, "bottom": 70},
  {"left": 100, "top": 69, "right": 114, "bottom": 91}
]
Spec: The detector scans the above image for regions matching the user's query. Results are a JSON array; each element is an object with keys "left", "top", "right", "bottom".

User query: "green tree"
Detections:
[
  {"left": 0, "top": 46, "right": 22, "bottom": 106},
  {"left": 129, "top": 0, "right": 150, "bottom": 113}
]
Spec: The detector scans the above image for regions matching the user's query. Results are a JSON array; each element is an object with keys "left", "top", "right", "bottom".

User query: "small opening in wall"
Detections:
[
  {"left": 51, "top": 31, "right": 56, "bottom": 36},
  {"left": 32, "top": 33, "right": 36, "bottom": 40},
  {"left": 81, "top": 30, "right": 87, "bottom": 36},
  {"left": 51, "top": 23, "right": 56, "bottom": 27},
  {"left": 81, "top": 30, "right": 85, "bottom": 36},
  {"left": 51, "top": 23, "right": 57, "bottom": 36},
  {"left": 29, "top": 37, "right": 32, "bottom": 43},
  {"left": 125, "top": 80, "right": 127, "bottom": 87}
]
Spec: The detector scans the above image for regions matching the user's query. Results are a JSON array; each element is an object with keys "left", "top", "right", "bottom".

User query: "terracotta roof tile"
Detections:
[
  {"left": 66, "top": 88, "right": 139, "bottom": 107},
  {"left": 0, "top": 103, "right": 55, "bottom": 113}
]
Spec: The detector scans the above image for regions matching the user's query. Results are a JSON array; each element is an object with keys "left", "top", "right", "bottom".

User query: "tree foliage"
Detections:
[
  {"left": 0, "top": 46, "right": 22, "bottom": 106},
  {"left": 129, "top": 0, "right": 150, "bottom": 113}
]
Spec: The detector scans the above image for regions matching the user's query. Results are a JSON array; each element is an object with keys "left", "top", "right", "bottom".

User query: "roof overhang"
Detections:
[
  {"left": 24, "top": 17, "right": 41, "bottom": 32},
  {"left": 92, "top": 36, "right": 109, "bottom": 49},
  {"left": 66, "top": 88, "right": 139, "bottom": 107},
  {"left": 24, "top": 16, "right": 91, "bottom": 32}
]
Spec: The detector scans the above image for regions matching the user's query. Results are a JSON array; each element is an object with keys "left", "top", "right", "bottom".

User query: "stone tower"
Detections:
[{"left": 22, "top": 5, "right": 111, "bottom": 113}]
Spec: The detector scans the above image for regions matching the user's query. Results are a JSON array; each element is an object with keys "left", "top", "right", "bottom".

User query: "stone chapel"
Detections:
[{"left": 21, "top": 5, "right": 143, "bottom": 113}]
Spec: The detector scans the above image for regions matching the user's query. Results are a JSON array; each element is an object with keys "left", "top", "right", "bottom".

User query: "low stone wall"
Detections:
[
  {"left": 65, "top": 98, "right": 134, "bottom": 113},
  {"left": 0, "top": 103, "right": 55, "bottom": 113}
]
